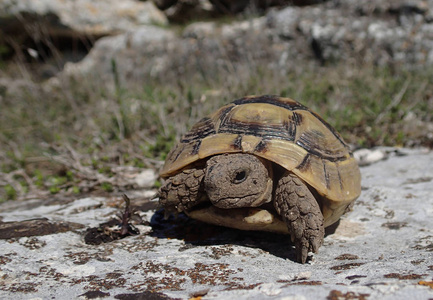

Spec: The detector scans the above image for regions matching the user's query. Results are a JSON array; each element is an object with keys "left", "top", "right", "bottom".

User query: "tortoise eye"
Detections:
[{"left": 233, "top": 170, "right": 247, "bottom": 184}]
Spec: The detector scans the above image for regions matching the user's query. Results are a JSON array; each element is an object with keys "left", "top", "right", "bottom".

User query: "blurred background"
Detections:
[{"left": 0, "top": 0, "right": 432, "bottom": 202}]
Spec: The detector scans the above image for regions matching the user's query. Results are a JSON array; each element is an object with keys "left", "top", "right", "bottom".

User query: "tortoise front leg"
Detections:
[
  {"left": 158, "top": 167, "right": 206, "bottom": 216},
  {"left": 274, "top": 172, "right": 324, "bottom": 263}
]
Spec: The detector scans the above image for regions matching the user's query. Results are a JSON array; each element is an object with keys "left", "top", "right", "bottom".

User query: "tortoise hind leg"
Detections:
[
  {"left": 274, "top": 172, "right": 324, "bottom": 263},
  {"left": 158, "top": 167, "right": 206, "bottom": 216}
]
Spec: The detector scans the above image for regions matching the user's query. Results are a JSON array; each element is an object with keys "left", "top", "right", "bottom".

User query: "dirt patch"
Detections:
[
  {"left": 114, "top": 291, "right": 177, "bottom": 300},
  {"left": 331, "top": 263, "right": 365, "bottom": 271},
  {"left": 327, "top": 290, "right": 370, "bottom": 300},
  {"left": 412, "top": 235, "right": 433, "bottom": 252},
  {"left": 383, "top": 273, "right": 426, "bottom": 280},
  {"left": 284, "top": 281, "right": 323, "bottom": 286},
  {"left": 79, "top": 291, "right": 111, "bottom": 299},
  {"left": 208, "top": 245, "right": 234, "bottom": 259},
  {"left": 0, "top": 255, "right": 13, "bottom": 265},
  {"left": 410, "top": 259, "right": 425, "bottom": 265},
  {"left": 0, "top": 218, "right": 84, "bottom": 239},
  {"left": 381, "top": 222, "right": 407, "bottom": 230},
  {"left": 335, "top": 254, "right": 359, "bottom": 260},
  {"left": 129, "top": 261, "right": 242, "bottom": 292},
  {"left": 20, "top": 237, "right": 47, "bottom": 249},
  {"left": 346, "top": 275, "right": 367, "bottom": 281},
  {"left": 403, "top": 177, "right": 433, "bottom": 184}
]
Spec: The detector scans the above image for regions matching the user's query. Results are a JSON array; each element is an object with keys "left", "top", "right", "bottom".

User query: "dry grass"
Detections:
[{"left": 0, "top": 53, "right": 432, "bottom": 201}]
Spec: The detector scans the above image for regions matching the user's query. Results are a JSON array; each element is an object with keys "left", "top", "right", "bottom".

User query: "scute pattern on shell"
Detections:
[{"left": 160, "top": 95, "right": 361, "bottom": 226}]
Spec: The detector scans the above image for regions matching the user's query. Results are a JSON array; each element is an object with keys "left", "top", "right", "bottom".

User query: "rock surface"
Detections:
[{"left": 1, "top": 148, "right": 433, "bottom": 299}]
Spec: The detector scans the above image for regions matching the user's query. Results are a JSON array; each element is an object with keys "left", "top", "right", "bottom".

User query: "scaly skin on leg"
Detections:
[
  {"left": 158, "top": 167, "right": 206, "bottom": 216},
  {"left": 274, "top": 172, "right": 324, "bottom": 263}
]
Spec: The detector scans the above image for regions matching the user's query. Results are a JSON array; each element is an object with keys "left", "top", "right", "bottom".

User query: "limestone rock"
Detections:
[
  {"left": 55, "top": 0, "right": 433, "bottom": 90},
  {"left": 0, "top": 148, "right": 432, "bottom": 298},
  {"left": 0, "top": 0, "right": 168, "bottom": 37}
]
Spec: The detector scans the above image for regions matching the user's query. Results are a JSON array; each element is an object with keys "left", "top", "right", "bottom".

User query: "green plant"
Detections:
[
  {"left": 4, "top": 184, "right": 17, "bottom": 200},
  {"left": 1, "top": 47, "right": 432, "bottom": 200},
  {"left": 101, "top": 182, "right": 114, "bottom": 192}
]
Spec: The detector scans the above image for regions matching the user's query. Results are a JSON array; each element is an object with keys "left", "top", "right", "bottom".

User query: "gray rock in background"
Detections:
[
  {"left": 0, "top": 0, "right": 167, "bottom": 37},
  {"left": 2, "top": 0, "right": 433, "bottom": 87},
  {"left": 269, "top": 0, "right": 433, "bottom": 65},
  {"left": 58, "top": 17, "right": 270, "bottom": 89},
  {"left": 58, "top": 25, "right": 177, "bottom": 91},
  {"left": 0, "top": 148, "right": 432, "bottom": 299},
  {"left": 0, "top": 0, "right": 168, "bottom": 79},
  {"left": 55, "top": 0, "right": 433, "bottom": 90}
]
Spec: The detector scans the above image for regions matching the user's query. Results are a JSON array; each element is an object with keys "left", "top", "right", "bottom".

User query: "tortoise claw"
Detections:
[
  {"left": 295, "top": 230, "right": 323, "bottom": 263},
  {"left": 296, "top": 241, "right": 310, "bottom": 264}
]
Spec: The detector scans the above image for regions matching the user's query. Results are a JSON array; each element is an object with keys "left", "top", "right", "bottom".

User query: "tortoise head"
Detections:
[{"left": 203, "top": 153, "right": 273, "bottom": 209}]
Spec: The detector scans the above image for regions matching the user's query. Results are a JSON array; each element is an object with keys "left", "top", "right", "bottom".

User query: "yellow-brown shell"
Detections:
[{"left": 160, "top": 95, "right": 361, "bottom": 226}]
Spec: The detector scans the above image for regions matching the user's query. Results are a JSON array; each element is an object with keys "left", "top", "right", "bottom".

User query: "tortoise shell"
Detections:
[{"left": 160, "top": 95, "right": 361, "bottom": 226}]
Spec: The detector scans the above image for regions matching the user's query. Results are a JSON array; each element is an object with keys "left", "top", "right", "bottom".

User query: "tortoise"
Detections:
[{"left": 158, "top": 95, "right": 361, "bottom": 263}]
